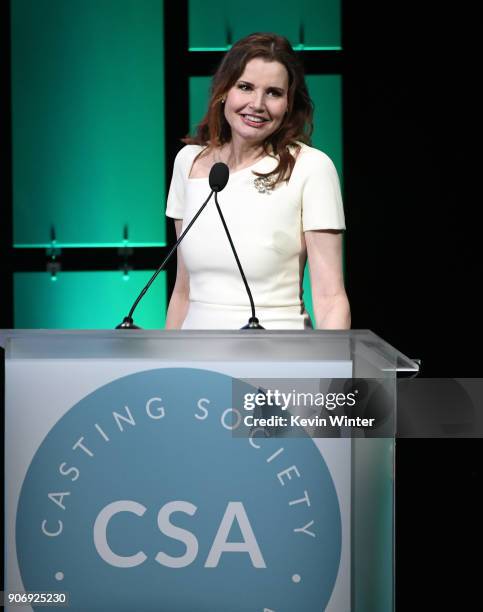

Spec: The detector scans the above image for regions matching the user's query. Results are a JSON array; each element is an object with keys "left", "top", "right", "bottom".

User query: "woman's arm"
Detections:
[
  {"left": 305, "top": 229, "right": 351, "bottom": 329},
  {"left": 164, "top": 219, "right": 190, "bottom": 329}
]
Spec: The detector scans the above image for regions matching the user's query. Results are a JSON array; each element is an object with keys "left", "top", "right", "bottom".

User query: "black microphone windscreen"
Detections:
[{"left": 209, "top": 162, "right": 229, "bottom": 192}]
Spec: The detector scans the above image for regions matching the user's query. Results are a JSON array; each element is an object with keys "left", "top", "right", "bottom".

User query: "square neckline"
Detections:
[{"left": 186, "top": 145, "right": 272, "bottom": 181}]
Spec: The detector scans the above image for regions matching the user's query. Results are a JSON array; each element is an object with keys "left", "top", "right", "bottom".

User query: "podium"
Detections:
[{"left": 1, "top": 330, "right": 419, "bottom": 611}]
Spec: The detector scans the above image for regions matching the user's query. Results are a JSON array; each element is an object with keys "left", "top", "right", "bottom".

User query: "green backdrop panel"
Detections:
[
  {"left": 188, "top": 77, "right": 211, "bottom": 138},
  {"left": 11, "top": 0, "right": 165, "bottom": 248},
  {"left": 14, "top": 271, "right": 166, "bottom": 329},
  {"left": 188, "top": 74, "right": 343, "bottom": 326},
  {"left": 302, "top": 265, "right": 314, "bottom": 326},
  {"left": 306, "top": 75, "right": 343, "bottom": 182},
  {"left": 188, "top": 0, "right": 341, "bottom": 50}
]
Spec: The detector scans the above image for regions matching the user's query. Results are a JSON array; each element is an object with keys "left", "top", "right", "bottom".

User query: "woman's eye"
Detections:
[{"left": 237, "top": 83, "right": 283, "bottom": 96}]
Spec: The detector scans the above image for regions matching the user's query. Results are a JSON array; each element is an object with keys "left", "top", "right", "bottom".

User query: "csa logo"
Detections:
[{"left": 17, "top": 369, "right": 341, "bottom": 611}]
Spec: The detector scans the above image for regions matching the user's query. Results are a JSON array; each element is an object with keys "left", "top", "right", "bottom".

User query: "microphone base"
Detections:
[
  {"left": 241, "top": 317, "right": 265, "bottom": 330},
  {"left": 116, "top": 317, "right": 141, "bottom": 330}
]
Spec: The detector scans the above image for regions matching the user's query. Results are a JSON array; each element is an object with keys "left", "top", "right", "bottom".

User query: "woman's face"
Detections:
[{"left": 223, "top": 58, "right": 289, "bottom": 145}]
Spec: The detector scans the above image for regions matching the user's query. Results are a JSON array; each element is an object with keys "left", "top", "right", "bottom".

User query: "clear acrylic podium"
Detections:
[{"left": 1, "top": 329, "right": 419, "bottom": 612}]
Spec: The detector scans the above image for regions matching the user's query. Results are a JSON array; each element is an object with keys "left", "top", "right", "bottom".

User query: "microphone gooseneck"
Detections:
[
  {"left": 213, "top": 191, "right": 264, "bottom": 330},
  {"left": 116, "top": 164, "right": 228, "bottom": 329}
]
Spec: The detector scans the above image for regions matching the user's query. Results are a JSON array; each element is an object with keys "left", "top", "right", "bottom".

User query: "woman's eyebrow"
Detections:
[{"left": 238, "top": 80, "right": 286, "bottom": 92}]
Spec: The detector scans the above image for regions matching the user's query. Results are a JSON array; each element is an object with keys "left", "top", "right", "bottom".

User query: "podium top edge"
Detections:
[
  {"left": 0, "top": 329, "right": 420, "bottom": 373},
  {"left": 0, "top": 328, "right": 383, "bottom": 345},
  {"left": 1, "top": 328, "right": 372, "bottom": 336}
]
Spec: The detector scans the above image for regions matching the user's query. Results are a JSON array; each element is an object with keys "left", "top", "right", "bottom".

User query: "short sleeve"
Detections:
[
  {"left": 166, "top": 146, "right": 191, "bottom": 219},
  {"left": 301, "top": 149, "right": 346, "bottom": 231}
]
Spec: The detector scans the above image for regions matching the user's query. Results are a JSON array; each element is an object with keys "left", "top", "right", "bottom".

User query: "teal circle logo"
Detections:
[{"left": 17, "top": 368, "right": 341, "bottom": 611}]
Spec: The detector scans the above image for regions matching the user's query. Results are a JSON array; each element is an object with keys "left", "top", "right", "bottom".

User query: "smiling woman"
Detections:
[
  {"left": 222, "top": 58, "right": 289, "bottom": 155},
  {"left": 165, "top": 32, "right": 350, "bottom": 330}
]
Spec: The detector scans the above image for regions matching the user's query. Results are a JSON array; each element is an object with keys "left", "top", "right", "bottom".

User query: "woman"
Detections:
[{"left": 165, "top": 32, "right": 350, "bottom": 330}]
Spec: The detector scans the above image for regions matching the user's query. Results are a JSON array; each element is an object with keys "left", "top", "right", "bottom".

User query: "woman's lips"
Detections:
[{"left": 240, "top": 114, "right": 270, "bottom": 128}]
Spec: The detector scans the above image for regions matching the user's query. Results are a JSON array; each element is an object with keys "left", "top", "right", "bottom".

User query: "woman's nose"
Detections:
[{"left": 248, "top": 91, "right": 265, "bottom": 111}]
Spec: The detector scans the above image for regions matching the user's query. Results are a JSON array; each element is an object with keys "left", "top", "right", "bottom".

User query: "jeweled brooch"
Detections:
[{"left": 253, "top": 174, "right": 276, "bottom": 194}]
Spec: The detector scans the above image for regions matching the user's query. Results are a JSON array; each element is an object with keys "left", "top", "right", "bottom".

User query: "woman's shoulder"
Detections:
[
  {"left": 174, "top": 143, "right": 206, "bottom": 166},
  {"left": 292, "top": 141, "right": 336, "bottom": 169}
]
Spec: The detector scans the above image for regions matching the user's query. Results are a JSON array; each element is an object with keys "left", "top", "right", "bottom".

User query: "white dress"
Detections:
[{"left": 166, "top": 142, "right": 346, "bottom": 330}]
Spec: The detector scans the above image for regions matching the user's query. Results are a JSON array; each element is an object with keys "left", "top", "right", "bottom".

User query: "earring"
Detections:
[{"left": 221, "top": 97, "right": 226, "bottom": 103}]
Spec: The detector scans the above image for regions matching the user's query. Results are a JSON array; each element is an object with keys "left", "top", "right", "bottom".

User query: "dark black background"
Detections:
[{"left": 343, "top": 2, "right": 481, "bottom": 608}]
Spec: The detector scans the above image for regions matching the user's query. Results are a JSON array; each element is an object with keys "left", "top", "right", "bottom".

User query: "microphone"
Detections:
[
  {"left": 209, "top": 162, "right": 229, "bottom": 192},
  {"left": 115, "top": 163, "right": 228, "bottom": 329},
  {"left": 115, "top": 161, "right": 263, "bottom": 330}
]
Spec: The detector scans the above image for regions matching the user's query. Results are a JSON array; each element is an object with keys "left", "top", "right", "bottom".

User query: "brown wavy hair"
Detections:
[{"left": 182, "top": 32, "right": 314, "bottom": 186}]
